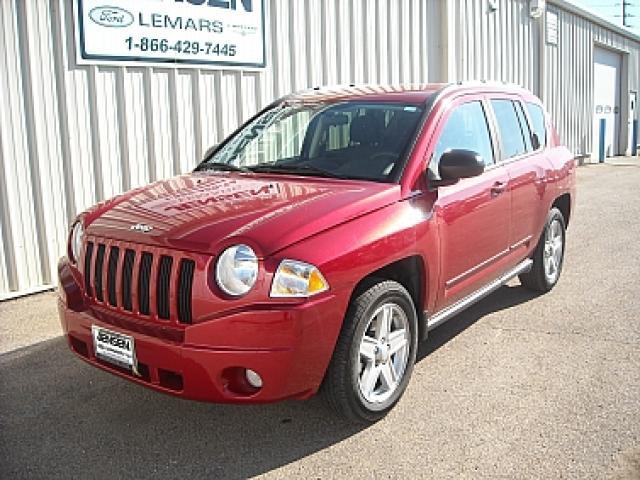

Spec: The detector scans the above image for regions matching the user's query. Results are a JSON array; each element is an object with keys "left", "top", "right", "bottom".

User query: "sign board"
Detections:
[
  {"left": 546, "top": 9, "right": 559, "bottom": 46},
  {"left": 75, "top": 0, "right": 266, "bottom": 69}
]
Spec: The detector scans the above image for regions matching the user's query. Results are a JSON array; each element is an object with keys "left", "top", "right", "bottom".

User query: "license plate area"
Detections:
[{"left": 92, "top": 325, "right": 137, "bottom": 372}]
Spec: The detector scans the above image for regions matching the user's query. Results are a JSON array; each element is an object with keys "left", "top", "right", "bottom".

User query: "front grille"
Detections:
[{"left": 82, "top": 239, "right": 196, "bottom": 325}]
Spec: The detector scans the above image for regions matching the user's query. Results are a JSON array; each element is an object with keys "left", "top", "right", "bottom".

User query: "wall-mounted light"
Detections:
[
  {"left": 530, "top": 0, "right": 546, "bottom": 18},
  {"left": 488, "top": 0, "right": 498, "bottom": 12}
]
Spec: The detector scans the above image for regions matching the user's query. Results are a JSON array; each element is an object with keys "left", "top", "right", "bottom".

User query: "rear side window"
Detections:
[
  {"left": 431, "top": 101, "right": 495, "bottom": 170},
  {"left": 525, "top": 102, "right": 547, "bottom": 149},
  {"left": 514, "top": 102, "right": 533, "bottom": 152},
  {"left": 490, "top": 99, "right": 526, "bottom": 159}
]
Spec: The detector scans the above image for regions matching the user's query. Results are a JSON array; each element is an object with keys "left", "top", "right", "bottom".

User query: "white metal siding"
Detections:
[
  {"left": 444, "top": 0, "right": 640, "bottom": 157},
  {"left": 2, "top": 0, "right": 640, "bottom": 298},
  {"left": 0, "top": 0, "right": 443, "bottom": 298},
  {"left": 444, "top": 0, "right": 542, "bottom": 93},
  {"left": 544, "top": 4, "right": 640, "bottom": 156}
]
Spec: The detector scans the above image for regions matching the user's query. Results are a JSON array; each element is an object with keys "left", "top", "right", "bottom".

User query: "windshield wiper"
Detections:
[
  {"left": 195, "top": 162, "right": 250, "bottom": 173},
  {"left": 248, "top": 164, "right": 345, "bottom": 179}
]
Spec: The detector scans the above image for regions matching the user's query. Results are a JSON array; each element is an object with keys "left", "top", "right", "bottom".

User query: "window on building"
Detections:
[
  {"left": 525, "top": 102, "right": 547, "bottom": 149},
  {"left": 431, "top": 101, "right": 495, "bottom": 176},
  {"left": 490, "top": 99, "right": 527, "bottom": 159}
]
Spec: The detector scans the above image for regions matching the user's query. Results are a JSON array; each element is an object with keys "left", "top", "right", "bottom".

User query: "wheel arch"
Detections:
[
  {"left": 552, "top": 193, "right": 571, "bottom": 227},
  {"left": 347, "top": 255, "right": 428, "bottom": 339}
]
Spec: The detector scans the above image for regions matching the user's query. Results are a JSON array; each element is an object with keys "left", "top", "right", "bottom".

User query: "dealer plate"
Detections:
[{"left": 92, "top": 325, "right": 137, "bottom": 372}]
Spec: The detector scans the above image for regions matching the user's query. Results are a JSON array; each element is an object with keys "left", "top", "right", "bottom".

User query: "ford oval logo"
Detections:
[
  {"left": 130, "top": 223, "right": 153, "bottom": 233},
  {"left": 89, "top": 6, "right": 134, "bottom": 28}
]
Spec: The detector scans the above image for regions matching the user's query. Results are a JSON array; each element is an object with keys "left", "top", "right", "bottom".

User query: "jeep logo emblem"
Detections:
[
  {"left": 130, "top": 223, "right": 153, "bottom": 233},
  {"left": 89, "top": 6, "right": 134, "bottom": 28}
]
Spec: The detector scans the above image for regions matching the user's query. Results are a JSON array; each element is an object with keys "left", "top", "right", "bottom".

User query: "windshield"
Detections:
[{"left": 199, "top": 101, "right": 425, "bottom": 182}]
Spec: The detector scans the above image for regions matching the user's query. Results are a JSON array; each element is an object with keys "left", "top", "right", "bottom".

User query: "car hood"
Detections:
[{"left": 83, "top": 173, "right": 400, "bottom": 256}]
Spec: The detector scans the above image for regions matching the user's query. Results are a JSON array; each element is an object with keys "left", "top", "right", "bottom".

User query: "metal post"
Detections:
[
  {"left": 633, "top": 119, "right": 638, "bottom": 156},
  {"left": 599, "top": 118, "right": 606, "bottom": 163}
]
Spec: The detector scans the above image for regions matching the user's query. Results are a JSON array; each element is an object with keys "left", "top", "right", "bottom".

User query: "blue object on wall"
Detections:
[
  {"left": 599, "top": 118, "right": 606, "bottom": 163},
  {"left": 633, "top": 119, "right": 638, "bottom": 156}
]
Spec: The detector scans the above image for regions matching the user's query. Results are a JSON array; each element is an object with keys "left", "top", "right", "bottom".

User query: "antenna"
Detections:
[{"left": 616, "top": 1, "right": 636, "bottom": 27}]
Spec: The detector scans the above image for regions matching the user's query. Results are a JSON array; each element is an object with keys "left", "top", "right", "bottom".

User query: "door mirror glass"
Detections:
[{"left": 439, "top": 149, "right": 485, "bottom": 181}]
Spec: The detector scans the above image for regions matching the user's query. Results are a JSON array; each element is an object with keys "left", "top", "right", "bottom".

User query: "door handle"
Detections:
[{"left": 490, "top": 181, "right": 507, "bottom": 196}]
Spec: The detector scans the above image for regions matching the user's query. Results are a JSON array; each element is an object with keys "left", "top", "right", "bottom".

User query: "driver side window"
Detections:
[{"left": 430, "top": 101, "right": 495, "bottom": 178}]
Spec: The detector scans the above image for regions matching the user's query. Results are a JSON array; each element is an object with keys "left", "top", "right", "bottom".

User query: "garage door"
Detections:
[{"left": 592, "top": 47, "right": 622, "bottom": 160}]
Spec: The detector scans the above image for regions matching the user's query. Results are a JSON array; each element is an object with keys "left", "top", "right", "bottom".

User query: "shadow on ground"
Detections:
[{"left": 0, "top": 285, "right": 537, "bottom": 479}]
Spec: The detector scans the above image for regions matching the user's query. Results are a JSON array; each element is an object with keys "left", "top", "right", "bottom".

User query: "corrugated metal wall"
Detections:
[
  {"left": 2, "top": 0, "right": 640, "bottom": 298},
  {"left": 0, "top": 0, "right": 443, "bottom": 299},
  {"left": 444, "top": 0, "right": 541, "bottom": 94},
  {"left": 444, "top": 0, "right": 640, "bottom": 156}
]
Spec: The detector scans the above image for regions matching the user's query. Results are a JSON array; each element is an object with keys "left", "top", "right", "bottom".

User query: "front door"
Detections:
[{"left": 429, "top": 98, "right": 511, "bottom": 307}]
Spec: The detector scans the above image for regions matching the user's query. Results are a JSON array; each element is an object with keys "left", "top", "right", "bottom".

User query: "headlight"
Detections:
[
  {"left": 270, "top": 259, "right": 329, "bottom": 298},
  {"left": 69, "top": 222, "right": 84, "bottom": 264},
  {"left": 215, "top": 244, "right": 258, "bottom": 296}
]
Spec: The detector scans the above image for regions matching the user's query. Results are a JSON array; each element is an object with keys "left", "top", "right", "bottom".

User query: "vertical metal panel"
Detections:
[
  {"left": 0, "top": 0, "right": 443, "bottom": 299},
  {"left": 445, "top": 0, "right": 639, "bottom": 159},
  {"left": 446, "top": 0, "right": 541, "bottom": 93},
  {"left": 544, "top": 4, "right": 640, "bottom": 157}
]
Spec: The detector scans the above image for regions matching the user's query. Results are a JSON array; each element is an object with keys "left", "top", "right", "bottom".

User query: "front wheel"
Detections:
[
  {"left": 321, "top": 280, "right": 418, "bottom": 423},
  {"left": 519, "top": 207, "right": 566, "bottom": 292}
]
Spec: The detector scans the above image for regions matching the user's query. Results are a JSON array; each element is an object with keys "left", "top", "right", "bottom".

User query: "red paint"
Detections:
[{"left": 58, "top": 83, "right": 576, "bottom": 403}]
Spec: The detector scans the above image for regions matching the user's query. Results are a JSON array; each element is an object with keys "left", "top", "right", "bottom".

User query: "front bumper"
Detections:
[{"left": 57, "top": 260, "right": 346, "bottom": 403}]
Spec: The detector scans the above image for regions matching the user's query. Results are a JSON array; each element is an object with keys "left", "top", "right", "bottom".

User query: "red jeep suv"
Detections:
[{"left": 58, "top": 83, "right": 576, "bottom": 423}]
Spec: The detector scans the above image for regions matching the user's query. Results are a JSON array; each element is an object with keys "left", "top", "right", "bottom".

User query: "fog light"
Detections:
[{"left": 245, "top": 369, "right": 263, "bottom": 388}]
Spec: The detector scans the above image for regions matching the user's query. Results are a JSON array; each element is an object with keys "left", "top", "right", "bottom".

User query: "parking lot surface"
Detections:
[{"left": 1, "top": 160, "right": 639, "bottom": 479}]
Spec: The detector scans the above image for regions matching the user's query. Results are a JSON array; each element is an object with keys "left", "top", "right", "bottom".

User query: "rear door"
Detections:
[
  {"left": 488, "top": 97, "right": 550, "bottom": 259},
  {"left": 430, "top": 97, "right": 511, "bottom": 307}
]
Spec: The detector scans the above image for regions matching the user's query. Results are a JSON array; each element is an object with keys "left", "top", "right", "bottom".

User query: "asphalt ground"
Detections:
[{"left": 1, "top": 160, "right": 639, "bottom": 479}]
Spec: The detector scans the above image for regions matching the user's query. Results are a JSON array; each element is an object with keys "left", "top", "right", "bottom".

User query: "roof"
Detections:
[
  {"left": 282, "top": 84, "right": 446, "bottom": 104},
  {"left": 283, "top": 81, "right": 539, "bottom": 105}
]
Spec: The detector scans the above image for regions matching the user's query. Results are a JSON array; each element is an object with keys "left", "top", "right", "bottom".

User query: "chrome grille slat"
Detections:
[
  {"left": 156, "top": 255, "right": 173, "bottom": 320},
  {"left": 107, "top": 246, "right": 120, "bottom": 307},
  {"left": 138, "top": 252, "right": 153, "bottom": 316},
  {"left": 94, "top": 244, "right": 106, "bottom": 302},
  {"left": 84, "top": 242, "right": 94, "bottom": 296},
  {"left": 177, "top": 259, "right": 195, "bottom": 324},
  {"left": 121, "top": 249, "right": 135, "bottom": 311}
]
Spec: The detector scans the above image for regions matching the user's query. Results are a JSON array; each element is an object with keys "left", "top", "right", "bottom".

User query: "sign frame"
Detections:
[{"left": 73, "top": 0, "right": 267, "bottom": 70}]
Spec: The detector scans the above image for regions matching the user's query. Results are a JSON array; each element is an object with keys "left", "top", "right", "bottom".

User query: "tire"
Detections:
[
  {"left": 321, "top": 279, "right": 418, "bottom": 423},
  {"left": 519, "top": 207, "right": 566, "bottom": 292}
]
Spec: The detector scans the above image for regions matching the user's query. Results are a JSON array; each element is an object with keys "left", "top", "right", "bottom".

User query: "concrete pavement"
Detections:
[{"left": 1, "top": 160, "right": 639, "bottom": 479}]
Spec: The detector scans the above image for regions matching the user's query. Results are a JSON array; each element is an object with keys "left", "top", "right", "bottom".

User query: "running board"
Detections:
[{"left": 425, "top": 259, "right": 533, "bottom": 332}]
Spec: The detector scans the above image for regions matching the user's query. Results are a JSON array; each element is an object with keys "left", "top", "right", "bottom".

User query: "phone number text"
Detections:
[{"left": 125, "top": 37, "right": 237, "bottom": 56}]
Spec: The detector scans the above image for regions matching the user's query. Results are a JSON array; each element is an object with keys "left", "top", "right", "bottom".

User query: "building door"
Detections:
[{"left": 592, "top": 47, "right": 622, "bottom": 160}]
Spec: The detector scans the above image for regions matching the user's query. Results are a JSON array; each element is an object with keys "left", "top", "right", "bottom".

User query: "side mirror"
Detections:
[
  {"left": 203, "top": 144, "right": 218, "bottom": 160},
  {"left": 438, "top": 149, "right": 485, "bottom": 181}
]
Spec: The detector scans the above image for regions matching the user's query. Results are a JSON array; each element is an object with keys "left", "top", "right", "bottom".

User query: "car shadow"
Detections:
[
  {"left": 0, "top": 285, "right": 538, "bottom": 479},
  {"left": 417, "top": 284, "right": 539, "bottom": 361}
]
